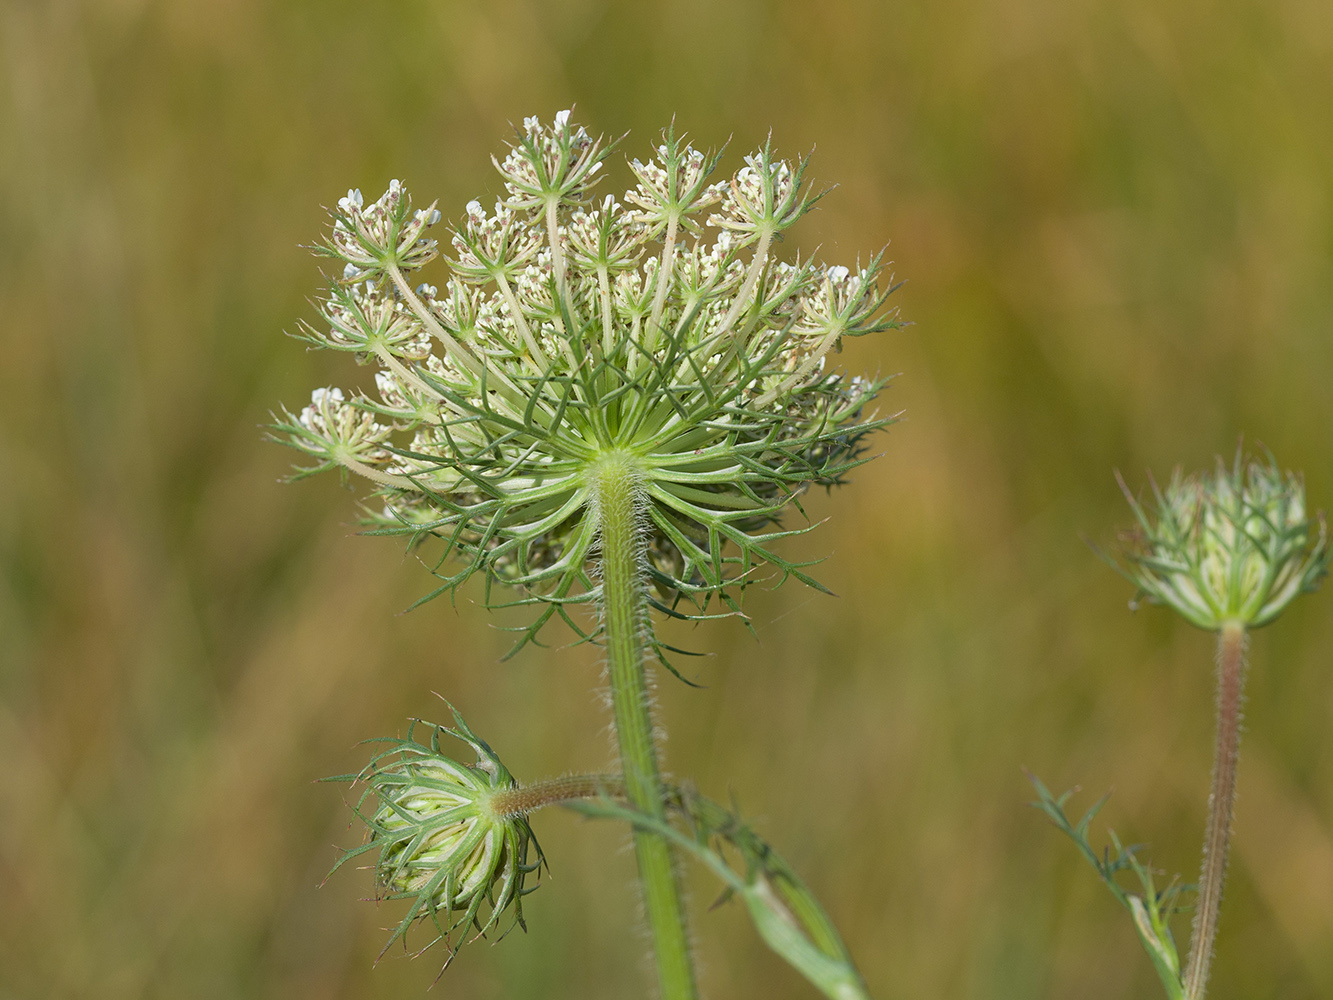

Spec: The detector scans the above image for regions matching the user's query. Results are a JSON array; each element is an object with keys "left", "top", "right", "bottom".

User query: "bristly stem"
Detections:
[
  {"left": 592, "top": 453, "right": 698, "bottom": 1000},
  {"left": 1184, "top": 621, "right": 1248, "bottom": 999},
  {"left": 487, "top": 773, "right": 626, "bottom": 819}
]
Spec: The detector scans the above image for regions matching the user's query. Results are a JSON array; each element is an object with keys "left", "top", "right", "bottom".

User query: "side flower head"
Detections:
[
  {"left": 1110, "top": 450, "right": 1329, "bottom": 629},
  {"left": 331, "top": 707, "right": 544, "bottom": 967},
  {"left": 273, "top": 112, "right": 902, "bottom": 654}
]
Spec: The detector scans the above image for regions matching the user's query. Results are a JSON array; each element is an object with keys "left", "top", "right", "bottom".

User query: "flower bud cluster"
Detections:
[
  {"left": 1115, "top": 453, "right": 1328, "bottom": 629},
  {"left": 496, "top": 110, "right": 606, "bottom": 211},
  {"left": 627, "top": 142, "right": 725, "bottom": 236},
  {"left": 336, "top": 709, "right": 544, "bottom": 965},
  {"left": 274, "top": 113, "right": 902, "bottom": 647},
  {"left": 330, "top": 179, "right": 441, "bottom": 281},
  {"left": 283, "top": 387, "right": 394, "bottom": 474},
  {"left": 709, "top": 151, "right": 806, "bottom": 242},
  {"left": 302, "top": 281, "right": 433, "bottom": 360}
]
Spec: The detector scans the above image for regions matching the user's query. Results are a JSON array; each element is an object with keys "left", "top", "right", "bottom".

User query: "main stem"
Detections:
[
  {"left": 594, "top": 455, "right": 698, "bottom": 1000},
  {"left": 1183, "top": 621, "right": 1248, "bottom": 1000}
]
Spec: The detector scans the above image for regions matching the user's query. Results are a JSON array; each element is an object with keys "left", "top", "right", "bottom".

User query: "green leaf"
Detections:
[
  {"left": 572, "top": 789, "right": 873, "bottom": 1000},
  {"left": 1027, "top": 773, "right": 1189, "bottom": 1000}
]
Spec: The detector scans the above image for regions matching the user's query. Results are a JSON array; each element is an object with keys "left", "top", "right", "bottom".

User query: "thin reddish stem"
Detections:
[{"left": 1184, "top": 621, "right": 1248, "bottom": 999}]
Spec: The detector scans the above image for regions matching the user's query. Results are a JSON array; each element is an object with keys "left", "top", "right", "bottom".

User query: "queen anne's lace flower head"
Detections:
[
  {"left": 1112, "top": 452, "right": 1328, "bottom": 629},
  {"left": 275, "top": 113, "right": 902, "bottom": 656}
]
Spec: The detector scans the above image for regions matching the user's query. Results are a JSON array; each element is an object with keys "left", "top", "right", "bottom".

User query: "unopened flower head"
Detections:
[
  {"left": 335, "top": 708, "right": 544, "bottom": 966},
  {"left": 1113, "top": 452, "right": 1329, "bottom": 629},
  {"left": 274, "top": 113, "right": 901, "bottom": 647}
]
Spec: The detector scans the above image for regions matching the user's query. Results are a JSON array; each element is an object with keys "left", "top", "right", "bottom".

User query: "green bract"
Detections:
[
  {"left": 1112, "top": 452, "right": 1328, "bottom": 629},
  {"left": 331, "top": 709, "right": 543, "bottom": 967},
  {"left": 275, "top": 112, "right": 900, "bottom": 654}
]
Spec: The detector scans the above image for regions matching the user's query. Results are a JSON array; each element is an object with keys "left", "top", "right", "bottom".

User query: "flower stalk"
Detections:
[
  {"left": 1183, "top": 621, "right": 1248, "bottom": 999},
  {"left": 593, "top": 454, "right": 698, "bottom": 1000}
]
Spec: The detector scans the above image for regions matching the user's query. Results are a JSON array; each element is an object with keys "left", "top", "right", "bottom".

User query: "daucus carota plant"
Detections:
[
  {"left": 275, "top": 111, "right": 899, "bottom": 998},
  {"left": 1033, "top": 451, "right": 1328, "bottom": 999}
]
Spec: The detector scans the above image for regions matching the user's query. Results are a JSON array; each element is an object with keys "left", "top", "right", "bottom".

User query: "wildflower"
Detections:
[
  {"left": 1112, "top": 451, "right": 1328, "bottom": 629},
  {"left": 273, "top": 112, "right": 901, "bottom": 652}
]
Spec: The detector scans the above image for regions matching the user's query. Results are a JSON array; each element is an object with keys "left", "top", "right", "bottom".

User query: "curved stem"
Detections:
[
  {"left": 386, "top": 262, "right": 538, "bottom": 418},
  {"left": 495, "top": 272, "right": 550, "bottom": 371},
  {"left": 646, "top": 211, "right": 679, "bottom": 350},
  {"left": 712, "top": 225, "right": 773, "bottom": 344},
  {"left": 372, "top": 344, "right": 446, "bottom": 404},
  {"left": 591, "top": 454, "right": 698, "bottom": 1000},
  {"left": 752, "top": 316, "right": 846, "bottom": 410},
  {"left": 387, "top": 263, "right": 483, "bottom": 379},
  {"left": 1184, "top": 621, "right": 1248, "bottom": 1000}
]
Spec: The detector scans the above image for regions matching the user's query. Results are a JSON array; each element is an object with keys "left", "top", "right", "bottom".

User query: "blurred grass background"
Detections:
[{"left": 2, "top": 0, "right": 1331, "bottom": 997}]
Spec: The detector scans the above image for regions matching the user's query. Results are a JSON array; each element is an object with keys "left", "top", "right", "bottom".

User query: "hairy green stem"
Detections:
[
  {"left": 592, "top": 454, "right": 698, "bottom": 1000},
  {"left": 1184, "top": 621, "right": 1248, "bottom": 999},
  {"left": 488, "top": 773, "right": 625, "bottom": 819}
]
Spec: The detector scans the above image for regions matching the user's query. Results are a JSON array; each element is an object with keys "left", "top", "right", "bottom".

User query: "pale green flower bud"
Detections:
[
  {"left": 334, "top": 707, "right": 544, "bottom": 967},
  {"left": 707, "top": 143, "right": 812, "bottom": 244},
  {"left": 568, "top": 195, "right": 645, "bottom": 272},
  {"left": 450, "top": 200, "right": 542, "bottom": 284},
  {"left": 1113, "top": 452, "right": 1328, "bottom": 629}
]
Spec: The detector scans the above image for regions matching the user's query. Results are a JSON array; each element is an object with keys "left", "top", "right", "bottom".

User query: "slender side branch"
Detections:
[
  {"left": 388, "top": 263, "right": 483, "bottom": 379},
  {"left": 1184, "top": 621, "right": 1248, "bottom": 999},
  {"left": 489, "top": 774, "right": 626, "bottom": 819},
  {"left": 713, "top": 226, "right": 772, "bottom": 343}
]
